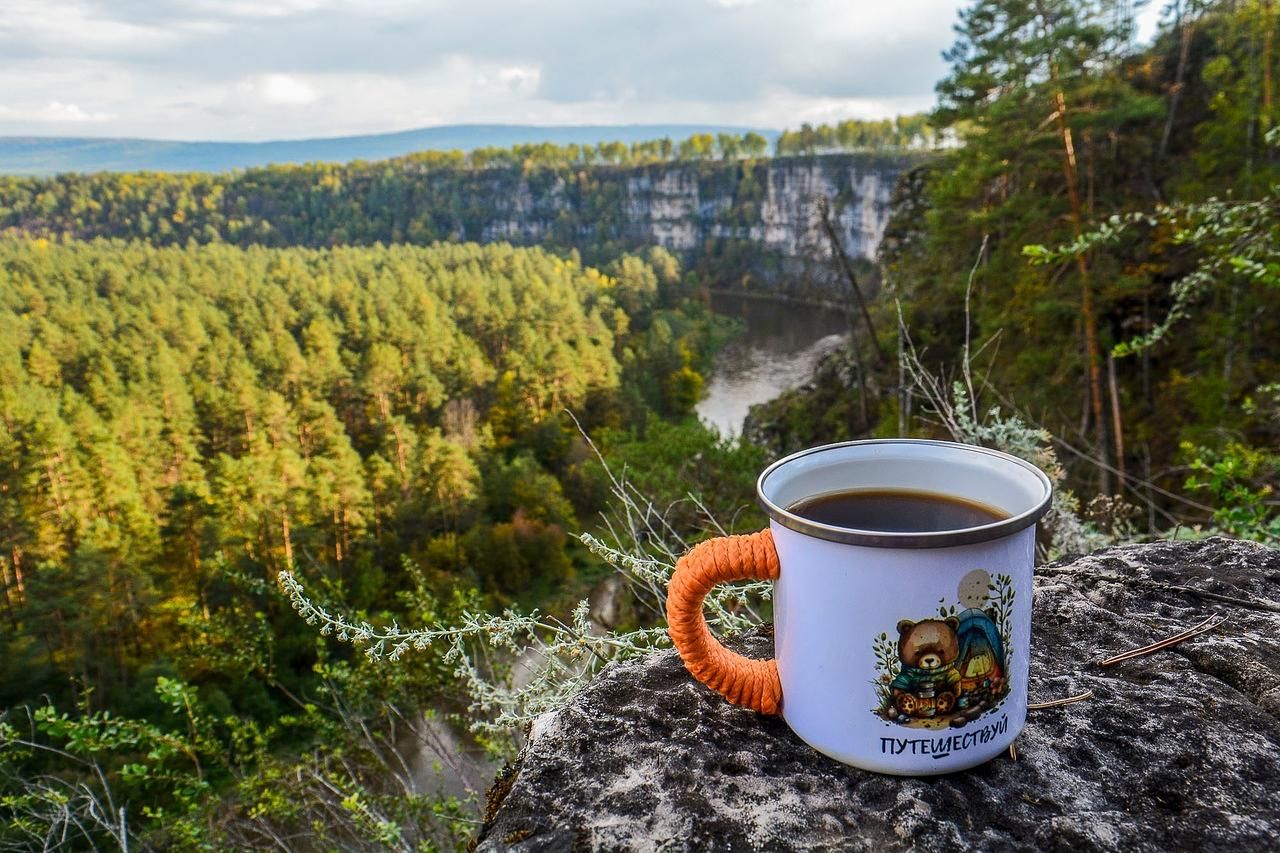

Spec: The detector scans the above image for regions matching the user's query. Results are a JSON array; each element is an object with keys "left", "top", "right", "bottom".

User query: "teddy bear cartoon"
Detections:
[{"left": 889, "top": 617, "right": 962, "bottom": 719}]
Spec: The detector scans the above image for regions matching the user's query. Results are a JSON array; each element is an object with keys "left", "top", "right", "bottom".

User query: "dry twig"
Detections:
[
  {"left": 1098, "top": 614, "right": 1226, "bottom": 667},
  {"left": 1028, "top": 690, "right": 1094, "bottom": 710}
]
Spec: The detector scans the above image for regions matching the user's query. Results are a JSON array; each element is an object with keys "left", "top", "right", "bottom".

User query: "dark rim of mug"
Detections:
[{"left": 756, "top": 439, "right": 1054, "bottom": 549}]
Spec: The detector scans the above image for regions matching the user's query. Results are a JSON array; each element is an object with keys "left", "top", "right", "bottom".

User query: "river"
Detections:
[{"left": 696, "top": 292, "right": 850, "bottom": 438}]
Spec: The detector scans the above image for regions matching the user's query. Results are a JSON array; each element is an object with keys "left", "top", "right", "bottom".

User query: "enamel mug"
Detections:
[{"left": 666, "top": 439, "right": 1053, "bottom": 775}]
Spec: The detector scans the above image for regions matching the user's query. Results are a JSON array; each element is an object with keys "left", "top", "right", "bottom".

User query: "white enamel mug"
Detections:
[{"left": 666, "top": 439, "right": 1052, "bottom": 775}]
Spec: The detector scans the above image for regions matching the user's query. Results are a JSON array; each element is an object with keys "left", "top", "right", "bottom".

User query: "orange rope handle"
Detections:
[{"left": 666, "top": 529, "right": 782, "bottom": 715}]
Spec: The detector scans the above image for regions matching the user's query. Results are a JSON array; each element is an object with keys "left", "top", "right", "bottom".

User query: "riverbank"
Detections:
[{"left": 696, "top": 292, "right": 849, "bottom": 437}]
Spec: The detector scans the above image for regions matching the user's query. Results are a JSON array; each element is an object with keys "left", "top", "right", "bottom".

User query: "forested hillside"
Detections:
[
  {"left": 0, "top": 142, "right": 917, "bottom": 299},
  {"left": 0, "top": 238, "right": 750, "bottom": 847}
]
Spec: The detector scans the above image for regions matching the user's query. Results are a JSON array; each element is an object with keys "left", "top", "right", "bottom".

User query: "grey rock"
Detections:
[
  {"left": 470, "top": 154, "right": 919, "bottom": 299},
  {"left": 476, "top": 538, "right": 1280, "bottom": 851},
  {"left": 587, "top": 574, "right": 626, "bottom": 632}
]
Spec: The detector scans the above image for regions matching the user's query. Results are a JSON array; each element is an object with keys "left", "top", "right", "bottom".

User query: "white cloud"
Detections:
[
  {"left": 493, "top": 65, "right": 542, "bottom": 96},
  {"left": 181, "top": 0, "right": 428, "bottom": 20},
  {"left": 183, "top": 0, "right": 340, "bottom": 19},
  {"left": 0, "top": 0, "right": 970, "bottom": 140},
  {"left": 737, "top": 87, "right": 939, "bottom": 127},
  {"left": 39, "top": 101, "right": 115, "bottom": 122},
  {"left": 251, "top": 73, "right": 320, "bottom": 106},
  {"left": 0, "top": 0, "right": 180, "bottom": 55},
  {"left": 0, "top": 100, "right": 115, "bottom": 123}
]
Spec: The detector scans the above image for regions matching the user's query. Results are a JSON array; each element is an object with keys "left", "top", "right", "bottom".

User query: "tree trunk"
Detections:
[
  {"left": 1053, "top": 88, "right": 1111, "bottom": 491},
  {"left": 10, "top": 546, "right": 23, "bottom": 597},
  {"left": 281, "top": 508, "right": 294, "bottom": 568},
  {"left": 1142, "top": 293, "right": 1153, "bottom": 409},
  {"left": 818, "top": 197, "right": 886, "bottom": 366},
  {"left": 1158, "top": 0, "right": 1195, "bottom": 163},
  {"left": 1108, "top": 352, "right": 1126, "bottom": 489},
  {"left": 0, "top": 558, "right": 13, "bottom": 622},
  {"left": 391, "top": 421, "right": 410, "bottom": 499},
  {"left": 333, "top": 507, "right": 344, "bottom": 565},
  {"left": 896, "top": 309, "right": 907, "bottom": 437},
  {"left": 1264, "top": 0, "right": 1275, "bottom": 131}
]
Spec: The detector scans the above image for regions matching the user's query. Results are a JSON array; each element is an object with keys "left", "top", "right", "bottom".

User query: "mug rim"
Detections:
[{"left": 756, "top": 438, "right": 1054, "bottom": 549}]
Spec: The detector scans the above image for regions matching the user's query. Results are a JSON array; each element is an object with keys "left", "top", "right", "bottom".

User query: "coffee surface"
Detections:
[{"left": 788, "top": 488, "right": 1008, "bottom": 533}]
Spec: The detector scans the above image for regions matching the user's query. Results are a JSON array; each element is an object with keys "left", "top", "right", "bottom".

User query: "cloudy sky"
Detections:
[{"left": 0, "top": 0, "right": 1163, "bottom": 142}]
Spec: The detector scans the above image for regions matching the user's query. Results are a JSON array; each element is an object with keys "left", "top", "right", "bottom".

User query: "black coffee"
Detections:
[{"left": 788, "top": 489, "right": 1008, "bottom": 533}]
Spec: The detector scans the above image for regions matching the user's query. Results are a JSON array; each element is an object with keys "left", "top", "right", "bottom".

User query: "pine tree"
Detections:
[{"left": 931, "top": 0, "right": 1163, "bottom": 486}]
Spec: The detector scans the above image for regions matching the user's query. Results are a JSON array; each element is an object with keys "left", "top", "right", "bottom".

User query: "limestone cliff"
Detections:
[{"left": 464, "top": 154, "right": 919, "bottom": 298}]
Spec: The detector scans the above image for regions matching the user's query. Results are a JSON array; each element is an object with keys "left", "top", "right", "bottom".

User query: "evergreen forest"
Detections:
[{"left": 0, "top": 0, "right": 1278, "bottom": 849}]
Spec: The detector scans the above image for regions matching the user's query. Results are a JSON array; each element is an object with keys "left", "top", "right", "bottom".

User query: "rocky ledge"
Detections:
[{"left": 476, "top": 538, "right": 1280, "bottom": 851}]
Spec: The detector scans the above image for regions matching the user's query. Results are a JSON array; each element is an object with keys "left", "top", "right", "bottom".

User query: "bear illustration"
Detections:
[{"left": 890, "top": 617, "right": 961, "bottom": 719}]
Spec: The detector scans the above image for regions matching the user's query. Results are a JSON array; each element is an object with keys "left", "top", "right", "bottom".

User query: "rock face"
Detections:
[
  {"left": 468, "top": 154, "right": 916, "bottom": 298},
  {"left": 476, "top": 538, "right": 1280, "bottom": 851}
]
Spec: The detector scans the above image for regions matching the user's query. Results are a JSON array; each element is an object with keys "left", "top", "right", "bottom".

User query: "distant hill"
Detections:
[{"left": 0, "top": 124, "right": 779, "bottom": 176}]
